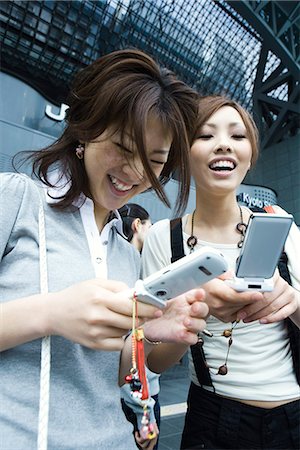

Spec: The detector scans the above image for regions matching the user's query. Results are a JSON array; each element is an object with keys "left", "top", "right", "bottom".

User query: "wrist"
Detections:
[
  {"left": 141, "top": 322, "right": 163, "bottom": 346},
  {"left": 143, "top": 333, "right": 162, "bottom": 346}
]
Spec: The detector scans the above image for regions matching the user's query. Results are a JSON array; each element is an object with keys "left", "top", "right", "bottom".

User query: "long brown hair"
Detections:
[
  {"left": 25, "top": 49, "right": 199, "bottom": 215},
  {"left": 194, "top": 95, "right": 259, "bottom": 166}
]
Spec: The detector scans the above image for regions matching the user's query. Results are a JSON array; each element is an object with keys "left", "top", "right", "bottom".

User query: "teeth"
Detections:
[
  {"left": 109, "top": 175, "right": 132, "bottom": 192},
  {"left": 210, "top": 160, "right": 235, "bottom": 170}
]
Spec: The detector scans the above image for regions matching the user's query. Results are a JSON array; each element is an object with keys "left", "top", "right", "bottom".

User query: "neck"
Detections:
[
  {"left": 193, "top": 193, "right": 240, "bottom": 227},
  {"left": 131, "top": 236, "right": 142, "bottom": 252},
  {"left": 187, "top": 192, "right": 247, "bottom": 246},
  {"left": 93, "top": 204, "right": 111, "bottom": 232}
]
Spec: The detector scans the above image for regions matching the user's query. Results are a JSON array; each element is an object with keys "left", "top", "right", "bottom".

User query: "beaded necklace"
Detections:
[{"left": 187, "top": 205, "right": 247, "bottom": 376}]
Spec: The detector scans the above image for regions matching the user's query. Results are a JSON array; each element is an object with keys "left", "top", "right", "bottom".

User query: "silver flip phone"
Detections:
[
  {"left": 135, "top": 246, "right": 228, "bottom": 308},
  {"left": 229, "top": 212, "right": 293, "bottom": 292}
]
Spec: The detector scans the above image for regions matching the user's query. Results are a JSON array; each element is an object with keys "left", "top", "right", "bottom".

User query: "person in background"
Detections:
[
  {"left": 119, "top": 203, "right": 152, "bottom": 253},
  {"left": 141, "top": 95, "right": 300, "bottom": 450},
  {"left": 0, "top": 49, "right": 210, "bottom": 450}
]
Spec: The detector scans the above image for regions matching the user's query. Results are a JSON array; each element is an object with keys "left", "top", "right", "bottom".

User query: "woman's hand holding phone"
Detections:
[
  {"left": 236, "top": 271, "right": 300, "bottom": 325},
  {"left": 142, "top": 288, "right": 208, "bottom": 346}
]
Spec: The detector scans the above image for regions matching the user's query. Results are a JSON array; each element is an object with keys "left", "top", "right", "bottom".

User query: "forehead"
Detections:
[{"left": 206, "top": 106, "right": 244, "bottom": 125}]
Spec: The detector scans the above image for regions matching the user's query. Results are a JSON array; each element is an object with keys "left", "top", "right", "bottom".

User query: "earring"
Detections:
[{"left": 75, "top": 143, "right": 84, "bottom": 159}]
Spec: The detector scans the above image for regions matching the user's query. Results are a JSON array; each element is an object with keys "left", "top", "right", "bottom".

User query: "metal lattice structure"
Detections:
[
  {"left": 227, "top": 0, "right": 300, "bottom": 149},
  {"left": 1, "top": 0, "right": 299, "bottom": 148}
]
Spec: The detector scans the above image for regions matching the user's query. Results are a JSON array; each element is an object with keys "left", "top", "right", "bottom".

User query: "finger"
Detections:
[
  {"left": 242, "top": 292, "right": 285, "bottom": 323},
  {"left": 91, "top": 336, "right": 125, "bottom": 351},
  {"left": 134, "top": 431, "right": 149, "bottom": 448},
  {"left": 190, "top": 301, "right": 209, "bottom": 318},
  {"left": 93, "top": 278, "right": 129, "bottom": 293},
  {"left": 177, "top": 327, "right": 205, "bottom": 345},
  {"left": 136, "top": 300, "right": 163, "bottom": 319},
  {"left": 204, "top": 278, "right": 264, "bottom": 304},
  {"left": 180, "top": 288, "right": 206, "bottom": 305},
  {"left": 237, "top": 281, "right": 288, "bottom": 322},
  {"left": 183, "top": 316, "right": 208, "bottom": 335},
  {"left": 245, "top": 291, "right": 295, "bottom": 324},
  {"left": 259, "top": 303, "right": 296, "bottom": 324},
  {"left": 231, "top": 289, "right": 264, "bottom": 303},
  {"left": 218, "top": 269, "right": 235, "bottom": 280},
  {"left": 106, "top": 290, "right": 160, "bottom": 319},
  {"left": 90, "top": 304, "right": 133, "bottom": 330},
  {"left": 237, "top": 298, "right": 268, "bottom": 321},
  {"left": 87, "top": 323, "right": 131, "bottom": 342}
]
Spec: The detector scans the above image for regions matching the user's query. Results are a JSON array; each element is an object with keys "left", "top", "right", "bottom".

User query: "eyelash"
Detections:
[
  {"left": 151, "top": 160, "right": 165, "bottom": 165},
  {"left": 198, "top": 134, "right": 213, "bottom": 139},
  {"left": 115, "top": 142, "right": 165, "bottom": 166},
  {"left": 197, "top": 134, "right": 246, "bottom": 140},
  {"left": 115, "top": 142, "right": 132, "bottom": 154}
]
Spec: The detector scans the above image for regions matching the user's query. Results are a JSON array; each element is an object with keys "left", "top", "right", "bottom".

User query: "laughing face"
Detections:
[
  {"left": 83, "top": 115, "right": 172, "bottom": 224},
  {"left": 191, "top": 106, "right": 252, "bottom": 196}
]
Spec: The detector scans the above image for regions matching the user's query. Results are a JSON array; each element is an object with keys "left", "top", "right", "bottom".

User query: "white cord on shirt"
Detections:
[{"left": 36, "top": 189, "right": 51, "bottom": 450}]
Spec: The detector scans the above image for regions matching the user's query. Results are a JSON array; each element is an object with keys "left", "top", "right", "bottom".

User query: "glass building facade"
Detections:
[{"left": 1, "top": 0, "right": 299, "bottom": 222}]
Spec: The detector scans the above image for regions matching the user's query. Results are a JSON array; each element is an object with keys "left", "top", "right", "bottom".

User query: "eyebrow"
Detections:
[{"left": 204, "top": 122, "right": 245, "bottom": 128}]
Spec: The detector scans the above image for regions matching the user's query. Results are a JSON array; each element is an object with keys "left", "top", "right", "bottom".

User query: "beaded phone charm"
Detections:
[{"left": 124, "top": 292, "right": 156, "bottom": 441}]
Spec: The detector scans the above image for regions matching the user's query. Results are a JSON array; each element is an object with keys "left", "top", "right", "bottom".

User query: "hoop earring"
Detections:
[{"left": 75, "top": 143, "right": 84, "bottom": 159}]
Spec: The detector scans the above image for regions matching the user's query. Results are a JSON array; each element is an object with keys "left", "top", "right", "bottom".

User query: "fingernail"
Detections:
[
  {"left": 238, "top": 312, "right": 247, "bottom": 320},
  {"left": 260, "top": 318, "right": 268, "bottom": 324}
]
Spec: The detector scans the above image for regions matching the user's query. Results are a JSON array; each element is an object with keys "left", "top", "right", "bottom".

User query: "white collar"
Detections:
[{"left": 44, "top": 172, "right": 126, "bottom": 238}]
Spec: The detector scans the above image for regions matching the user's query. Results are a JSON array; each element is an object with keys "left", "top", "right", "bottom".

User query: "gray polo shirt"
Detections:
[{"left": 0, "top": 173, "right": 140, "bottom": 449}]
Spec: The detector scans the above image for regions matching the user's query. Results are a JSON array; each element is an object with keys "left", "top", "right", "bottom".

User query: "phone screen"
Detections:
[{"left": 236, "top": 213, "right": 293, "bottom": 279}]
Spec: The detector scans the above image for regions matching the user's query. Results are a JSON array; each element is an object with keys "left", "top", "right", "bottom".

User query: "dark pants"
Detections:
[
  {"left": 181, "top": 383, "right": 300, "bottom": 450},
  {"left": 121, "top": 394, "right": 161, "bottom": 450}
]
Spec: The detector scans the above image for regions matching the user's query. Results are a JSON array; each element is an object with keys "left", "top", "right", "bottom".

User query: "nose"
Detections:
[
  {"left": 122, "top": 155, "right": 145, "bottom": 181},
  {"left": 214, "top": 136, "right": 233, "bottom": 153}
]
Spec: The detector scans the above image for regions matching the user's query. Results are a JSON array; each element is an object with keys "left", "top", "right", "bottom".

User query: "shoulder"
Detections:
[
  {"left": 144, "top": 218, "right": 171, "bottom": 251},
  {"left": 0, "top": 173, "right": 42, "bottom": 224},
  {"left": 0, "top": 173, "right": 35, "bottom": 206},
  {"left": 270, "top": 205, "right": 292, "bottom": 216},
  {"left": 141, "top": 218, "right": 172, "bottom": 275},
  {"left": 147, "top": 218, "right": 170, "bottom": 239},
  {"left": 0, "top": 172, "right": 40, "bottom": 198},
  {"left": 1, "top": 172, "right": 28, "bottom": 192}
]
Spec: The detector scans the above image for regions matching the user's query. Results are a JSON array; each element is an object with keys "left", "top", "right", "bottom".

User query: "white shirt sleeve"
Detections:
[{"left": 141, "top": 219, "right": 172, "bottom": 278}]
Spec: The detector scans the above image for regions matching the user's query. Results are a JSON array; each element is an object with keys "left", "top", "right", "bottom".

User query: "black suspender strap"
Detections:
[
  {"left": 169, "top": 218, "right": 213, "bottom": 387},
  {"left": 190, "top": 341, "right": 214, "bottom": 387},
  {"left": 170, "top": 218, "right": 185, "bottom": 263}
]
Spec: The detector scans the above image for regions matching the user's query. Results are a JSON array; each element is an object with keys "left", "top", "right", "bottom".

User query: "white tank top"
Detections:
[{"left": 187, "top": 239, "right": 300, "bottom": 401}]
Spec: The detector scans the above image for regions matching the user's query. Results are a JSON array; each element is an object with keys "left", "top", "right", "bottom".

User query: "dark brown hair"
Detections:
[
  {"left": 27, "top": 49, "right": 199, "bottom": 215},
  {"left": 118, "top": 203, "right": 150, "bottom": 242},
  {"left": 194, "top": 95, "right": 259, "bottom": 166}
]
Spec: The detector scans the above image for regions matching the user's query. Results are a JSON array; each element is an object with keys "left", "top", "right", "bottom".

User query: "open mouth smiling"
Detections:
[
  {"left": 209, "top": 159, "right": 236, "bottom": 172},
  {"left": 108, "top": 175, "right": 135, "bottom": 192}
]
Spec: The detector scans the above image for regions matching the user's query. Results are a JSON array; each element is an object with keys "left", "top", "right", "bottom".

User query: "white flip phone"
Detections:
[
  {"left": 228, "top": 212, "right": 293, "bottom": 292},
  {"left": 134, "top": 246, "right": 228, "bottom": 308}
]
